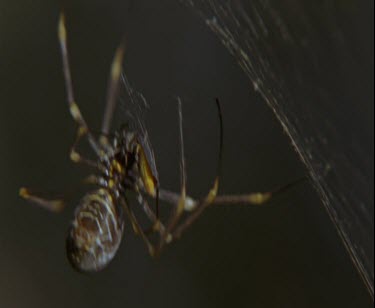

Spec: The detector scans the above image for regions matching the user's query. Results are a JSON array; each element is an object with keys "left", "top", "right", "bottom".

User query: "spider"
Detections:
[{"left": 20, "top": 13, "right": 292, "bottom": 272}]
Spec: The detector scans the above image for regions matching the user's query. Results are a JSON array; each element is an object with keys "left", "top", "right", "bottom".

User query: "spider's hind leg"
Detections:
[{"left": 58, "top": 13, "right": 102, "bottom": 156}]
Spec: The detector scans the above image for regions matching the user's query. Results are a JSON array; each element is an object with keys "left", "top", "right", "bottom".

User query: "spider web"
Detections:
[{"left": 179, "top": 0, "right": 374, "bottom": 297}]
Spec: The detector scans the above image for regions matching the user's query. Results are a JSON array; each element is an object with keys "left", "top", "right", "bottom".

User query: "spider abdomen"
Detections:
[{"left": 66, "top": 189, "right": 124, "bottom": 272}]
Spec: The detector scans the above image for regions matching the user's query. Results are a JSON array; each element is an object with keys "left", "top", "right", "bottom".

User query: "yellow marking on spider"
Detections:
[
  {"left": 130, "top": 219, "right": 139, "bottom": 235},
  {"left": 206, "top": 177, "right": 219, "bottom": 204},
  {"left": 148, "top": 246, "right": 155, "bottom": 257},
  {"left": 70, "top": 151, "right": 81, "bottom": 162},
  {"left": 137, "top": 145, "right": 157, "bottom": 197},
  {"left": 99, "top": 135, "right": 109, "bottom": 147},
  {"left": 88, "top": 189, "right": 115, "bottom": 208},
  {"left": 111, "top": 159, "right": 124, "bottom": 174},
  {"left": 152, "top": 220, "right": 162, "bottom": 232},
  {"left": 247, "top": 192, "right": 272, "bottom": 205},
  {"left": 19, "top": 187, "right": 30, "bottom": 199},
  {"left": 70, "top": 103, "right": 84, "bottom": 122},
  {"left": 108, "top": 179, "right": 116, "bottom": 189},
  {"left": 77, "top": 125, "right": 87, "bottom": 136},
  {"left": 58, "top": 13, "right": 67, "bottom": 43},
  {"left": 165, "top": 233, "right": 173, "bottom": 244},
  {"left": 111, "top": 46, "right": 124, "bottom": 81}
]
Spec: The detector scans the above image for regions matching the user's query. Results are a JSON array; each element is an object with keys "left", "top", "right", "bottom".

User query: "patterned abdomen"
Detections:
[{"left": 66, "top": 189, "right": 124, "bottom": 272}]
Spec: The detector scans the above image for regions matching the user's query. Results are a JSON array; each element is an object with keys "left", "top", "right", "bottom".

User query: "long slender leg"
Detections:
[
  {"left": 19, "top": 188, "right": 65, "bottom": 212},
  {"left": 157, "top": 189, "right": 270, "bottom": 209},
  {"left": 153, "top": 177, "right": 306, "bottom": 240},
  {"left": 19, "top": 174, "right": 111, "bottom": 212},
  {"left": 157, "top": 176, "right": 306, "bottom": 209},
  {"left": 168, "top": 98, "right": 223, "bottom": 241},
  {"left": 100, "top": 43, "right": 126, "bottom": 145},
  {"left": 58, "top": 13, "right": 101, "bottom": 155},
  {"left": 156, "top": 98, "right": 187, "bottom": 253}
]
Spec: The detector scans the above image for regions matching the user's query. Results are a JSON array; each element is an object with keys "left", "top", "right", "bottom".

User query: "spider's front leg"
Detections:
[{"left": 58, "top": 13, "right": 103, "bottom": 156}]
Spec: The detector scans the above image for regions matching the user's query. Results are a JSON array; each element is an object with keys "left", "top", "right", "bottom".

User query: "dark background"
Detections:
[{"left": 0, "top": 1, "right": 373, "bottom": 307}]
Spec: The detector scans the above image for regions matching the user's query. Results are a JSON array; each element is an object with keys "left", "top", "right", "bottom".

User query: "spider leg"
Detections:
[
  {"left": 163, "top": 98, "right": 223, "bottom": 242},
  {"left": 19, "top": 188, "right": 65, "bottom": 212},
  {"left": 171, "top": 176, "right": 306, "bottom": 207},
  {"left": 155, "top": 98, "right": 187, "bottom": 254},
  {"left": 208, "top": 177, "right": 307, "bottom": 205},
  {"left": 158, "top": 188, "right": 196, "bottom": 211},
  {"left": 19, "top": 174, "right": 109, "bottom": 212},
  {"left": 100, "top": 42, "right": 126, "bottom": 145},
  {"left": 156, "top": 177, "right": 306, "bottom": 240},
  {"left": 58, "top": 13, "right": 101, "bottom": 156},
  {"left": 157, "top": 188, "right": 273, "bottom": 208}
]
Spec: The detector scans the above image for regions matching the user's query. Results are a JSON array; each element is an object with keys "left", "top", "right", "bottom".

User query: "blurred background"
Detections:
[{"left": 0, "top": 1, "right": 373, "bottom": 307}]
